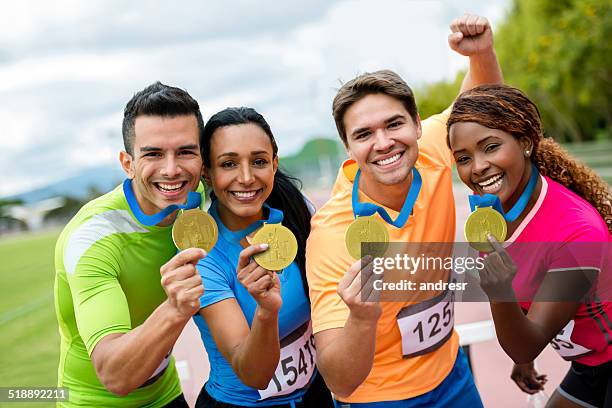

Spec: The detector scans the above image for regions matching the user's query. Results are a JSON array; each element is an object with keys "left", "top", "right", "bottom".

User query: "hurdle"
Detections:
[{"left": 456, "top": 319, "right": 496, "bottom": 372}]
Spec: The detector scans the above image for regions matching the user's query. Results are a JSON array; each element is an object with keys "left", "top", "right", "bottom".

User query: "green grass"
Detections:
[{"left": 0, "top": 229, "right": 60, "bottom": 406}]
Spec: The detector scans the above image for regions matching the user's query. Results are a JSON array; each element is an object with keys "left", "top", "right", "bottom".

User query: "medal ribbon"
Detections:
[
  {"left": 351, "top": 167, "right": 422, "bottom": 228},
  {"left": 236, "top": 204, "right": 284, "bottom": 240},
  {"left": 262, "top": 205, "right": 283, "bottom": 224},
  {"left": 123, "top": 179, "right": 202, "bottom": 226},
  {"left": 468, "top": 164, "right": 539, "bottom": 223}
]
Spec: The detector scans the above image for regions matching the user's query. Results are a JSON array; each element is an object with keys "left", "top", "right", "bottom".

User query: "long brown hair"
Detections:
[{"left": 447, "top": 84, "right": 612, "bottom": 233}]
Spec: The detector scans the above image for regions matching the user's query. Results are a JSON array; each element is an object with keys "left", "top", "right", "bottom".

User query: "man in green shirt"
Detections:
[{"left": 54, "top": 82, "right": 206, "bottom": 407}]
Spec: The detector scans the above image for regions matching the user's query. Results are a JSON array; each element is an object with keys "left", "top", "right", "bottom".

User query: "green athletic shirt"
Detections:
[{"left": 54, "top": 183, "right": 204, "bottom": 407}]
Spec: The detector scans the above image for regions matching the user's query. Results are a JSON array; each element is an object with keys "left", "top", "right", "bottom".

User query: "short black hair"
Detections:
[{"left": 122, "top": 81, "right": 204, "bottom": 155}]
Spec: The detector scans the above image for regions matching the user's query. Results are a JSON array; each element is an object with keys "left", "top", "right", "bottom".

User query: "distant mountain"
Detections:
[
  {"left": 280, "top": 138, "right": 346, "bottom": 187},
  {"left": 4, "top": 165, "right": 124, "bottom": 204},
  {"left": 281, "top": 137, "right": 344, "bottom": 169},
  {"left": 3, "top": 138, "right": 345, "bottom": 204}
]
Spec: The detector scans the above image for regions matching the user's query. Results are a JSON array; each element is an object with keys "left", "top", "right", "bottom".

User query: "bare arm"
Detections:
[
  {"left": 448, "top": 14, "right": 504, "bottom": 93},
  {"left": 91, "top": 301, "right": 192, "bottom": 395},
  {"left": 488, "top": 300, "right": 579, "bottom": 363},
  {"left": 91, "top": 248, "right": 206, "bottom": 395},
  {"left": 200, "top": 298, "right": 280, "bottom": 389},
  {"left": 481, "top": 237, "right": 587, "bottom": 363},
  {"left": 200, "top": 243, "right": 282, "bottom": 389},
  {"left": 314, "top": 258, "right": 381, "bottom": 398},
  {"left": 461, "top": 51, "right": 503, "bottom": 93},
  {"left": 315, "top": 317, "right": 377, "bottom": 398}
]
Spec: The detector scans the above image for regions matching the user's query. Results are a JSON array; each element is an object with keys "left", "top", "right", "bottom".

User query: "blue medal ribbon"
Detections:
[
  {"left": 123, "top": 179, "right": 202, "bottom": 226},
  {"left": 262, "top": 205, "right": 284, "bottom": 224},
  {"left": 210, "top": 200, "right": 285, "bottom": 242},
  {"left": 468, "top": 164, "right": 539, "bottom": 223},
  {"left": 351, "top": 167, "right": 422, "bottom": 228}
]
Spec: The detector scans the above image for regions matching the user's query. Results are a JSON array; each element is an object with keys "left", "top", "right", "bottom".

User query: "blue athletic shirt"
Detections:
[{"left": 194, "top": 201, "right": 315, "bottom": 406}]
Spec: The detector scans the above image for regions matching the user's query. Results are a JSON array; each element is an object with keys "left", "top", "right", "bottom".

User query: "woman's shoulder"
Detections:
[
  {"left": 541, "top": 177, "right": 609, "bottom": 240},
  {"left": 198, "top": 239, "right": 237, "bottom": 274},
  {"left": 544, "top": 177, "right": 603, "bottom": 218}
]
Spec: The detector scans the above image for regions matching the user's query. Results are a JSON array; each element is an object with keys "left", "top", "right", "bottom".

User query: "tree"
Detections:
[
  {"left": 44, "top": 196, "right": 85, "bottom": 225},
  {"left": 0, "top": 199, "right": 26, "bottom": 234},
  {"left": 416, "top": 0, "right": 612, "bottom": 142},
  {"left": 495, "top": 0, "right": 612, "bottom": 142}
]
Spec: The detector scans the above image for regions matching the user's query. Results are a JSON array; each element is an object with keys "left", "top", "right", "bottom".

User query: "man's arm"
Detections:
[
  {"left": 314, "top": 258, "right": 381, "bottom": 398},
  {"left": 448, "top": 14, "right": 504, "bottom": 93},
  {"left": 90, "top": 248, "right": 205, "bottom": 396}
]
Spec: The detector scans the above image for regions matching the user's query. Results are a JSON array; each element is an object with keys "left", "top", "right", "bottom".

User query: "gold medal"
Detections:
[
  {"left": 345, "top": 216, "right": 389, "bottom": 260},
  {"left": 172, "top": 209, "right": 218, "bottom": 252},
  {"left": 252, "top": 223, "right": 298, "bottom": 271},
  {"left": 464, "top": 206, "right": 507, "bottom": 253}
]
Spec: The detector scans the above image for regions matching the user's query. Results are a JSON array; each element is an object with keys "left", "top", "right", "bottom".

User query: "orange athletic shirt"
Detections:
[{"left": 306, "top": 110, "right": 459, "bottom": 403}]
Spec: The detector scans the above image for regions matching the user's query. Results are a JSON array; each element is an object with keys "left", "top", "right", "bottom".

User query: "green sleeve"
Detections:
[{"left": 66, "top": 237, "right": 131, "bottom": 355}]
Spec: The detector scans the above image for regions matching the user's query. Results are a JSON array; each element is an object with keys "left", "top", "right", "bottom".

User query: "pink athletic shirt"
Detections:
[{"left": 506, "top": 176, "right": 611, "bottom": 366}]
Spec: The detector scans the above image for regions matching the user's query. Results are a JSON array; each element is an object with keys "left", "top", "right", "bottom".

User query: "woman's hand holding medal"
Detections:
[
  {"left": 237, "top": 244, "right": 282, "bottom": 314},
  {"left": 479, "top": 234, "right": 518, "bottom": 300},
  {"left": 337, "top": 256, "right": 382, "bottom": 323}
]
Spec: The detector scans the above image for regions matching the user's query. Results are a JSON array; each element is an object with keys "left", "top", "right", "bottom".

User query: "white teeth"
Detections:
[
  {"left": 232, "top": 190, "right": 257, "bottom": 198},
  {"left": 477, "top": 174, "right": 502, "bottom": 187},
  {"left": 478, "top": 174, "right": 503, "bottom": 192},
  {"left": 158, "top": 182, "right": 183, "bottom": 191},
  {"left": 376, "top": 153, "right": 401, "bottom": 166},
  {"left": 482, "top": 179, "right": 502, "bottom": 192}
]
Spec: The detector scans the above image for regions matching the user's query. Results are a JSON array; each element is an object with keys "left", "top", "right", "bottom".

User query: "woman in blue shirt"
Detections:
[{"left": 193, "top": 107, "right": 332, "bottom": 407}]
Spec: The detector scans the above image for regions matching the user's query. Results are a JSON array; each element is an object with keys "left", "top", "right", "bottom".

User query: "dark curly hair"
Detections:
[{"left": 447, "top": 84, "right": 612, "bottom": 233}]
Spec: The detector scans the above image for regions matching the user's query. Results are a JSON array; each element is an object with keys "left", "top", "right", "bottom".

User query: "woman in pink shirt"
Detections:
[{"left": 447, "top": 84, "right": 612, "bottom": 407}]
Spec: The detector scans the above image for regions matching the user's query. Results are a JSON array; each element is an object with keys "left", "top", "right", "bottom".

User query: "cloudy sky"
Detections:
[{"left": 0, "top": 0, "right": 510, "bottom": 197}]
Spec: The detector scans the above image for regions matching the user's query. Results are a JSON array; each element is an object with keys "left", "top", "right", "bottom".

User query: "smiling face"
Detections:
[
  {"left": 449, "top": 121, "right": 534, "bottom": 209},
  {"left": 119, "top": 114, "right": 203, "bottom": 226},
  {"left": 203, "top": 123, "right": 278, "bottom": 231},
  {"left": 343, "top": 93, "right": 421, "bottom": 198}
]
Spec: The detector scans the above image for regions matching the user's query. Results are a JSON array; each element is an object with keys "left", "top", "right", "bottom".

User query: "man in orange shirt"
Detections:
[{"left": 307, "top": 14, "right": 503, "bottom": 406}]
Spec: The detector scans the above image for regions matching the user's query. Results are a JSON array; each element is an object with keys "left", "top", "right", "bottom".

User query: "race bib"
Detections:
[
  {"left": 550, "top": 320, "right": 593, "bottom": 360},
  {"left": 258, "top": 322, "right": 316, "bottom": 400},
  {"left": 397, "top": 289, "right": 455, "bottom": 358}
]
